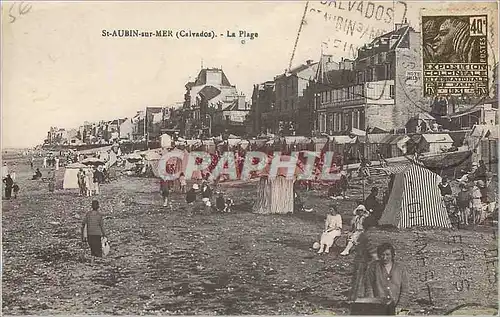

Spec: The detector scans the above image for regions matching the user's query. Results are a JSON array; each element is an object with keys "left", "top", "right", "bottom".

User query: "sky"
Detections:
[{"left": 1, "top": 1, "right": 497, "bottom": 148}]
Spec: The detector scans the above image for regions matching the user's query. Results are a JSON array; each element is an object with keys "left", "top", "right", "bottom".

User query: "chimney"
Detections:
[{"left": 306, "top": 59, "right": 314, "bottom": 65}]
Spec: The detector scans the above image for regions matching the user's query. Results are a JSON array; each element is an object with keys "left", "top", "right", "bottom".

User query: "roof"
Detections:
[
  {"left": 374, "top": 25, "right": 411, "bottom": 50},
  {"left": 421, "top": 134, "right": 454, "bottom": 143},
  {"left": 366, "top": 133, "right": 391, "bottom": 143},
  {"left": 358, "top": 25, "right": 413, "bottom": 59},
  {"left": 198, "top": 85, "right": 222, "bottom": 100},
  {"left": 194, "top": 68, "right": 232, "bottom": 86},
  {"left": 412, "top": 113, "right": 436, "bottom": 121},
  {"left": 329, "top": 135, "right": 356, "bottom": 144},
  {"left": 275, "top": 62, "right": 318, "bottom": 80},
  {"left": 380, "top": 134, "right": 404, "bottom": 144},
  {"left": 469, "top": 124, "right": 499, "bottom": 139}
]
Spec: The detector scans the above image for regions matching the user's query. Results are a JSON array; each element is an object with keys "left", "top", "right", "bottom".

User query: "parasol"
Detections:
[{"left": 81, "top": 157, "right": 106, "bottom": 166}]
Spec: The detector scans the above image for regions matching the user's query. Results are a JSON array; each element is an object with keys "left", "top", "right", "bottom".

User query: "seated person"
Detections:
[
  {"left": 32, "top": 168, "right": 42, "bottom": 180},
  {"left": 317, "top": 205, "right": 343, "bottom": 254},
  {"left": 341, "top": 205, "right": 371, "bottom": 256}
]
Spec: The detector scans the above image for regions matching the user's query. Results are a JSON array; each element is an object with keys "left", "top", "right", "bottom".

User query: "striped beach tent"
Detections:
[{"left": 378, "top": 163, "right": 451, "bottom": 228}]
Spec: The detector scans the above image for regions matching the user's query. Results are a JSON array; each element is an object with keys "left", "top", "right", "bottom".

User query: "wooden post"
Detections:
[{"left": 362, "top": 177, "right": 366, "bottom": 201}]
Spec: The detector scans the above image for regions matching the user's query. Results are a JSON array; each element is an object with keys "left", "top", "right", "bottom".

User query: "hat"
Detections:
[
  {"left": 476, "top": 180, "right": 485, "bottom": 188},
  {"left": 192, "top": 184, "right": 199, "bottom": 190},
  {"left": 472, "top": 162, "right": 478, "bottom": 166},
  {"left": 354, "top": 204, "right": 367, "bottom": 215}
]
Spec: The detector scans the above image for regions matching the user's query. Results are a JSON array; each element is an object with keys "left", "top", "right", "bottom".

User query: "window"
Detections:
[
  {"left": 366, "top": 68, "right": 372, "bottom": 81},
  {"left": 225, "top": 115, "right": 230, "bottom": 121},
  {"left": 291, "top": 100, "right": 295, "bottom": 109},
  {"left": 359, "top": 110, "right": 365, "bottom": 130},
  {"left": 389, "top": 85, "right": 395, "bottom": 99},
  {"left": 353, "top": 111, "right": 359, "bottom": 129},
  {"left": 380, "top": 52, "right": 387, "bottom": 63},
  {"left": 319, "top": 114, "right": 326, "bottom": 133}
]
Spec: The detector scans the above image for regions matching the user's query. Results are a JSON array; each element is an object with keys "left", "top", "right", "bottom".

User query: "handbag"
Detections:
[{"left": 102, "top": 237, "right": 110, "bottom": 256}]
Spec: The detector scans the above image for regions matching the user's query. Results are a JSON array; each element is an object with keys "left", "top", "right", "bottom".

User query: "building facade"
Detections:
[
  {"left": 212, "top": 93, "right": 250, "bottom": 136},
  {"left": 182, "top": 68, "right": 245, "bottom": 138},
  {"left": 262, "top": 60, "right": 319, "bottom": 134},
  {"left": 251, "top": 81, "right": 275, "bottom": 135},
  {"left": 313, "top": 24, "right": 424, "bottom": 135}
]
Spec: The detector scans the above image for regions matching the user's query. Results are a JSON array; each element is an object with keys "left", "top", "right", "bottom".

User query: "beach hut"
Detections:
[
  {"left": 417, "top": 134, "right": 454, "bottom": 154},
  {"left": 160, "top": 134, "right": 173, "bottom": 148},
  {"left": 378, "top": 163, "right": 452, "bottom": 228},
  {"left": 379, "top": 135, "right": 410, "bottom": 158},
  {"left": 253, "top": 155, "right": 305, "bottom": 215}
]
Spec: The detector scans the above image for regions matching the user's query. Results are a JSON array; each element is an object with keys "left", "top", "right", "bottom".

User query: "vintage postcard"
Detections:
[{"left": 1, "top": 1, "right": 498, "bottom": 316}]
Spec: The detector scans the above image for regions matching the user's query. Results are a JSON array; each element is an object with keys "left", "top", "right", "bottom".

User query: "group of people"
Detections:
[
  {"left": 440, "top": 160, "right": 496, "bottom": 226},
  {"left": 3, "top": 174, "right": 19, "bottom": 200},
  {"left": 77, "top": 165, "right": 107, "bottom": 197},
  {"left": 315, "top": 203, "right": 408, "bottom": 315},
  {"left": 159, "top": 174, "right": 234, "bottom": 214},
  {"left": 42, "top": 156, "right": 61, "bottom": 170}
]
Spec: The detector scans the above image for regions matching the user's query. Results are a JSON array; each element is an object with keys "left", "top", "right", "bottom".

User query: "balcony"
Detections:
[{"left": 319, "top": 97, "right": 365, "bottom": 109}]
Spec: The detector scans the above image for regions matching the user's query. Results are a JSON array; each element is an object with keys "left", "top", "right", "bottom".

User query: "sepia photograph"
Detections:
[{"left": 1, "top": 1, "right": 498, "bottom": 316}]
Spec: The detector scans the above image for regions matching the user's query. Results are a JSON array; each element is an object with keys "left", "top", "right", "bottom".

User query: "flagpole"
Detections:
[{"left": 288, "top": 1, "right": 309, "bottom": 71}]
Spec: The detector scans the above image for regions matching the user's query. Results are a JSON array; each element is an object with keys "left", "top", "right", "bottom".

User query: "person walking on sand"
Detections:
[
  {"left": 81, "top": 200, "right": 107, "bottom": 264},
  {"left": 3, "top": 174, "right": 14, "bottom": 200}
]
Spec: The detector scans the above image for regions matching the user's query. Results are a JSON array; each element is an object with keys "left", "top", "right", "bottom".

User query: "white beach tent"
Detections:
[{"left": 63, "top": 163, "right": 91, "bottom": 189}]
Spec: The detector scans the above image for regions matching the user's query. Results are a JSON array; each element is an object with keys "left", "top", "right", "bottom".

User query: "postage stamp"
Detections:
[
  {"left": 1, "top": 1, "right": 498, "bottom": 317},
  {"left": 422, "top": 15, "right": 489, "bottom": 97}
]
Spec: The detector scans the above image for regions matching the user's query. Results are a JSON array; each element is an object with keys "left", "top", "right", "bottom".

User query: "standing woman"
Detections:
[
  {"left": 364, "top": 243, "right": 409, "bottom": 315},
  {"left": 81, "top": 200, "right": 107, "bottom": 264}
]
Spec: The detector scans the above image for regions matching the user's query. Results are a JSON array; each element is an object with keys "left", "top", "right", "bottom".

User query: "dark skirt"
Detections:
[{"left": 88, "top": 235, "right": 102, "bottom": 257}]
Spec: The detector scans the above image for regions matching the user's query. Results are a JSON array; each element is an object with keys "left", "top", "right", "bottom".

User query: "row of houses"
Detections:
[
  {"left": 250, "top": 22, "right": 498, "bottom": 137},
  {"left": 46, "top": 21, "right": 498, "bottom": 148},
  {"left": 45, "top": 104, "right": 182, "bottom": 146}
]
